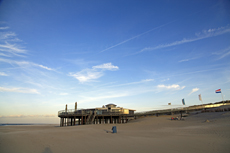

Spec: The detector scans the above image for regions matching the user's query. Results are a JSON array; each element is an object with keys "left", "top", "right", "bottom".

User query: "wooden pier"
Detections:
[
  {"left": 58, "top": 103, "right": 135, "bottom": 127},
  {"left": 58, "top": 101, "right": 230, "bottom": 127},
  {"left": 58, "top": 112, "right": 134, "bottom": 127}
]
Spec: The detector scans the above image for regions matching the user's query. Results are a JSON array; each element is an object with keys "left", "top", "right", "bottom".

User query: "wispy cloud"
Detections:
[
  {"left": 0, "top": 42, "right": 26, "bottom": 53},
  {"left": 34, "top": 64, "right": 54, "bottom": 71},
  {"left": 178, "top": 57, "right": 200, "bottom": 62},
  {"left": 25, "top": 80, "right": 43, "bottom": 88},
  {"left": 159, "top": 68, "right": 224, "bottom": 79},
  {"left": 214, "top": 46, "right": 230, "bottom": 60},
  {"left": 0, "top": 52, "right": 11, "bottom": 57},
  {"left": 0, "top": 72, "right": 8, "bottom": 76},
  {"left": 69, "top": 63, "right": 119, "bottom": 83},
  {"left": 142, "top": 79, "right": 154, "bottom": 82},
  {"left": 188, "top": 88, "right": 199, "bottom": 95},
  {"left": 60, "top": 93, "right": 69, "bottom": 96},
  {"left": 0, "top": 32, "right": 16, "bottom": 40},
  {"left": 0, "top": 26, "right": 9, "bottom": 30},
  {"left": 218, "top": 51, "right": 230, "bottom": 59},
  {"left": 0, "top": 58, "right": 54, "bottom": 71},
  {"left": 157, "top": 84, "right": 185, "bottom": 90},
  {"left": 69, "top": 68, "right": 104, "bottom": 83},
  {"left": 92, "top": 63, "right": 119, "bottom": 70},
  {"left": 100, "top": 20, "right": 176, "bottom": 53},
  {"left": 136, "top": 25, "right": 230, "bottom": 54},
  {"left": 161, "top": 78, "right": 170, "bottom": 82},
  {"left": 107, "top": 79, "right": 154, "bottom": 87},
  {"left": 0, "top": 29, "right": 25, "bottom": 57},
  {"left": 0, "top": 86, "right": 40, "bottom": 94}
]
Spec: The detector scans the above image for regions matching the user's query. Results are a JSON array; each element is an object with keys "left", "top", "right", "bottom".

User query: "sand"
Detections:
[{"left": 0, "top": 112, "right": 230, "bottom": 153}]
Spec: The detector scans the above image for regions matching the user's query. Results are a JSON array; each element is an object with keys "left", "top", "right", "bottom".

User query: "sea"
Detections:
[{"left": 0, "top": 123, "right": 50, "bottom": 126}]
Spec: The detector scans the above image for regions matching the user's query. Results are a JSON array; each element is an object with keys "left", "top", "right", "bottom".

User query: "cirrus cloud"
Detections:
[
  {"left": 0, "top": 72, "right": 8, "bottom": 76},
  {"left": 0, "top": 26, "right": 9, "bottom": 30},
  {"left": 0, "top": 58, "right": 54, "bottom": 71},
  {"left": 188, "top": 88, "right": 199, "bottom": 95},
  {"left": 69, "top": 63, "right": 119, "bottom": 83},
  {"left": 137, "top": 25, "right": 230, "bottom": 54},
  {"left": 0, "top": 86, "right": 40, "bottom": 94},
  {"left": 92, "top": 63, "right": 119, "bottom": 70},
  {"left": 69, "top": 69, "right": 104, "bottom": 83},
  {"left": 59, "top": 93, "right": 69, "bottom": 96},
  {"left": 157, "top": 84, "right": 185, "bottom": 90}
]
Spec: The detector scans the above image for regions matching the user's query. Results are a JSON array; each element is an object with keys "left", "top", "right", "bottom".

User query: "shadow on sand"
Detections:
[{"left": 42, "top": 147, "right": 53, "bottom": 153}]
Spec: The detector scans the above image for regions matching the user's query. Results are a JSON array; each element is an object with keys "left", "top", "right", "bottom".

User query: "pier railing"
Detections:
[
  {"left": 134, "top": 102, "right": 230, "bottom": 116},
  {"left": 58, "top": 109, "right": 128, "bottom": 116},
  {"left": 58, "top": 109, "right": 88, "bottom": 116}
]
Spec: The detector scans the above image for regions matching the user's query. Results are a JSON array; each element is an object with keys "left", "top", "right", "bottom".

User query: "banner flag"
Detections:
[
  {"left": 215, "top": 89, "right": 224, "bottom": 105},
  {"left": 182, "top": 98, "right": 185, "bottom": 105},
  {"left": 198, "top": 94, "right": 202, "bottom": 101},
  {"left": 215, "top": 89, "right": 221, "bottom": 93}
]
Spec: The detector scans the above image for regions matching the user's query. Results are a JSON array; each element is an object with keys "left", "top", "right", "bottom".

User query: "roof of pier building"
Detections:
[
  {"left": 94, "top": 104, "right": 136, "bottom": 112},
  {"left": 105, "top": 103, "right": 117, "bottom": 108}
]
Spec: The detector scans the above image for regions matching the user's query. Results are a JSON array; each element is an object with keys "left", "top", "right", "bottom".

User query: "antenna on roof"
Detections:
[{"left": 75, "top": 102, "right": 77, "bottom": 110}]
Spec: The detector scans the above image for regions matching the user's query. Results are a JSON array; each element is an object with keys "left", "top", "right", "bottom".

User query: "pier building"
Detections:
[{"left": 58, "top": 102, "right": 136, "bottom": 127}]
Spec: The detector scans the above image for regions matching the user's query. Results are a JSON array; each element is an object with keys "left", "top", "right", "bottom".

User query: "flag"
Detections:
[
  {"left": 198, "top": 94, "right": 202, "bottom": 101},
  {"left": 215, "top": 89, "right": 221, "bottom": 93},
  {"left": 182, "top": 98, "right": 185, "bottom": 105}
]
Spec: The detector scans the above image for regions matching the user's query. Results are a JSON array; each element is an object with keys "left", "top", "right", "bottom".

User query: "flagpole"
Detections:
[
  {"left": 199, "top": 94, "right": 204, "bottom": 110},
  {"left": 184, "top": 104, "right": 187, "bottom": 114},
  {"left": 170, "top": 103, "right": 172, "bottom": 115},
  {"left": 168, "top": 103, "right": 172, "bottom": 115},
  {"left": 182, "top": 98, "right": 187, "bottom": 113},
  {"left": 201, "top": 99, "right": 204, "bottom": 110},
  {"left": 221, "top": 91, "right": 225, "bottom": 106}
]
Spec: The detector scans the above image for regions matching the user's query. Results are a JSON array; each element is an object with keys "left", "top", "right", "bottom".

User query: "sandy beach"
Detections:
[{"left": 0, "top": 111, "right": 230, "bottom": 153}]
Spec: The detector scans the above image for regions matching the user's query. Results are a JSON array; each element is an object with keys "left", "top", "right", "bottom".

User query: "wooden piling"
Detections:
[
  {"left": 59, "top": 113, "right": 134, "bottom": 127},
  {"left": 60, "top": 118, "right": 62, "bottom": 127}
]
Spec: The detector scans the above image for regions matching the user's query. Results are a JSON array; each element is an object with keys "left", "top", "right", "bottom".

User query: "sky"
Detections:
[{"left": 0, "top": 0, "right": 230, "bottom": 124}]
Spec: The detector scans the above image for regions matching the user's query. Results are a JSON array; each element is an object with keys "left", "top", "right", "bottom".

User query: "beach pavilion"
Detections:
[{"left": 58, "top": 103, "right": 136, "bottom": 127}]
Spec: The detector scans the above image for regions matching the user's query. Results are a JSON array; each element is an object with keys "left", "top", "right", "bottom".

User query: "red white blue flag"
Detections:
[{"left": 215, "top": 89, "right": 221, "bottom": 93}]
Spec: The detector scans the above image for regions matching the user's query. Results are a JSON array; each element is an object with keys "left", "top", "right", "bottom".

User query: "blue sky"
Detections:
[{"left": 0, "top": 0, "right": 230, "bottom": 123}]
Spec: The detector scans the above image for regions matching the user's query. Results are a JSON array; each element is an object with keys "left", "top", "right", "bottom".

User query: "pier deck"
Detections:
[{"left": 58, "top": 110, "right": 135, "bottom": 126}]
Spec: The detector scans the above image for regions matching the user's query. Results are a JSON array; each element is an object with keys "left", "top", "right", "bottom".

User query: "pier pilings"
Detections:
[{"left": 59, "top": 114, "right": 132, "bottom": 127}]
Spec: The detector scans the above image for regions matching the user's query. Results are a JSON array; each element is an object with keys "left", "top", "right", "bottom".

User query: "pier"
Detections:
[
  {"left": 58, "top": 103, "right": 135, "bottom": 127},
  {"left": 58, "top": 100, "right": 230, "bottom": 127}
]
